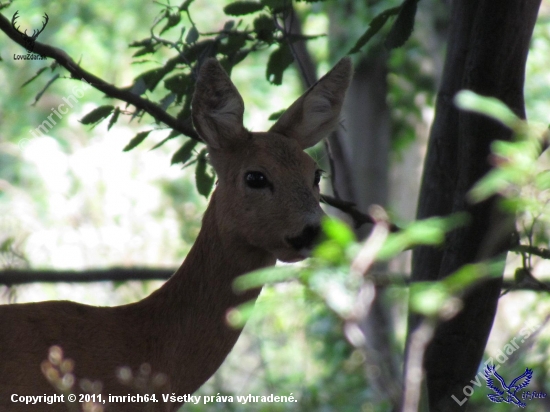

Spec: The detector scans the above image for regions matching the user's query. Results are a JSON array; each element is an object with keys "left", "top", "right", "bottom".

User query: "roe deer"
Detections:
[{"left": 0, "top": 57, "right": 352, "bottom": 411}]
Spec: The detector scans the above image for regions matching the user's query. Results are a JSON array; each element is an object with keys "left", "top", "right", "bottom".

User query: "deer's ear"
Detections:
[
  {"left": 192, "top": 59, "right": 246, "bottom": 149},
  {"left": 270, "top": 58, "right": 352, "bottom": 149}
]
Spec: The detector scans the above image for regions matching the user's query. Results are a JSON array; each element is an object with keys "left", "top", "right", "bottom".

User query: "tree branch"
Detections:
[
  {"left": 512, "top": 245, "right": 550, "bottom": 260},
  {"left": 1, "top": 268, "right": 548, "bottom": 293},
  {"left": 320, "top": 194, "right": 400, "bottom": 232},
  {"left": 0, "top": 267, "right": 174, "bottom": 285},
  {"left": 0, "top": 12, "right": 201, "bottom": 141}
]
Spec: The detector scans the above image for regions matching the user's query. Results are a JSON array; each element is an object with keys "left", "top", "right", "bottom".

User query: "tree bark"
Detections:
[{"left": 407, "top": 1, "right": 541, "bottom": 410}]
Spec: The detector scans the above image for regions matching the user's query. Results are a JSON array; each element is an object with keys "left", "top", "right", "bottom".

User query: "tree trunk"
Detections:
[{"left": 407, "top": 1, "right": 541, "bottom": 410}]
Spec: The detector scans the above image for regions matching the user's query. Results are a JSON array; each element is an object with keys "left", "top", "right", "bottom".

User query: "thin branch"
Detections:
[
  {"left": 2, "top": 268, "right": 550, "bottom": 293},
  {"left": 401, "top": 320, "right": 435, "bottom": 412},
  {"left": 511, "top": 244, "right": 550, "bottom": 260},
  {"left": 0, "top": 267, "right": 174, "bottom": 285},
  {"left": 0, "top": 12, "right": 201, "bottom": 141},
  {"left": 320, "top": 194, "right": 400, "bottom": 232}
]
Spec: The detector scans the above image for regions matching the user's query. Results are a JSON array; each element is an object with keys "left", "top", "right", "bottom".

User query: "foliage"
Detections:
[
  {"left": 5, "top": 0, "right": 409, "bottom": 197},
  {"left": 457, "top": 91, "right": 550, "bottom": 279}
]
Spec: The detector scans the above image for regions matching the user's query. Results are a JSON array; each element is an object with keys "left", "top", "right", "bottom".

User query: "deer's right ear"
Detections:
[
  {"left": 192, "top": 59, "right": 246, "bottom": 149},
  {"left": 270, "top": 57, "right": 352, "bottom": 149}
]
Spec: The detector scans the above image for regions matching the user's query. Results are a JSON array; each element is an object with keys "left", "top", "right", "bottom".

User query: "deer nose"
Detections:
[{"left": 286, "top": 224, "right": 322, "bottom": 251}]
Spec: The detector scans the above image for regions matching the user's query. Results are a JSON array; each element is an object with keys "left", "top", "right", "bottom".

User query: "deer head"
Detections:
[
  {"left": 11, "top": 10, "right": 49, "bottom": 53},
  {"left": 192, "top": 58, "right": 352, "bottom": 262}
]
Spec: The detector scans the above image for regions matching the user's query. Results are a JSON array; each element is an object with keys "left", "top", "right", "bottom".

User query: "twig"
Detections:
[
  {"left": 0, "top": 267, "right": 174, "bottom": 285},
  {"left": 2, "top": 268, "right": 550, "bottom": 292},
  {"left": 320, "top": 194, "right": 400, "bottom": 232},
  {"left": 401, "top": 320, "right": 435, "bottom": 412},
  {"left": 511, "top": 245, "right": 550, "bottom": 260}
]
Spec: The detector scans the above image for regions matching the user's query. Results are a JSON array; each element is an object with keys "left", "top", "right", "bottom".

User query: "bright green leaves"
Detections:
[
  {"left": 455, "top": 90, "right": 521, "bottom": 129},
  {"left": 456, "top": 91, "right": 550, "bottom": 221},
  {"left": 409, "top": 282, "right": 451, "bottom": 318},
  {"left": 323, "top": 218, "right": 356, "bottom": 248},
  {"left": 314, "top": 217, "right": 356, "bottom": 266},
  {"left": 409, "top": 261, "right": 503, "bottom": 317},
  {"left": 456, "top": 91, "right": 550, "bottom": 287},
  {"left": 377, "top": 214, "right": 469, "bottom": 260}
]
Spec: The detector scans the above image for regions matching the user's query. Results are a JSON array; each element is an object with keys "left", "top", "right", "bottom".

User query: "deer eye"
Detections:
[
  {"left": 245, "top": 171, "right": 270, "bottom": 189},
  {"left": 314, "top": 169, "right": 324, "bottom": 187}
]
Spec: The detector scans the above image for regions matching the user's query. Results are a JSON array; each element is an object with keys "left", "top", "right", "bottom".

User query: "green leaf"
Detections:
[
  {"left": 442, "top": 261, "right": 503, "bottom": 293},
  {"left": 349, "top": 6, "right": 400, "bottom": 54},
  {"left": 322, "top": 217, "right": 355, "bottom": 247},
  {"left": 151, "top": 129, "right": 182, "bottom": 150},
  {"left": 219, "top": 32, "right": 248, "bottom": 56},
  {"left": 32, "top": 74, "right": 60, "bottom": 105},
  {"left": 224, "top": 1, "right": 264, "bottom": 16},
  {"left": 253, "top": 14, "right": 275, "bottom": 42},
  {"left": 129, "top": 38, "right": 153, "bottom": 48},
  {"left": 107, "top": 107, "right": 120, "bottom": 131},
  {"left": 135, "top": 68, "right": 166, "bottom": 91},
  {"left": 266, "top": 43, "right": 294, "bottom": 85},
  {"left": 226, "top": 301, "right": 257, "bottom": 328},
  {"left": 268, "top": 109, "right": 285, "bottom": 121},
  {"left": 171, "top": 139, "right": 197, "bottom": 164},
  {"left": 164, "top": 73, "right": 191, "bottom": 94},
  {"left": 409, "top": 282, "right": 450, "bottom": 316},
  {"left": 160, "top": 12, "right": 182, "bottom": 35},
  {"left": 132, "top": 44, "right": 156, "bottom": 57},
  {"left": 80, "top": 105, "right": 114, "bottom": 125},
  {"left": 385, "top": 0, "right": 419, "bottom": 49},
  {"left": 535, "top": 170, "right": 550, "bottom": 191},
  {"left": 454, "top": 90, "right": 520, "bottom": 128},
  {"left": 314, "top": 240, "right": 346, "bottom": 265},
  {"left": 123, "top": 130, "right": 152, "bottom": 152},
  {"left": 186, "top": 26, "right": 199, "bottom": 44},
  {"left": 21, "top": 67, "right": 48, "bottom": 88},
  {"left": 468, "top": 168, "right": 509, "bottom": 202},
  {"left": 179, "top": 0, "right": 195, "bottom": 11},
  {"left": 377, "top": 213, "right": 469, "bottom": 260},
  {"left": 195, "top": 149, "right": 215, "bottom": 197},
  {"left": 234, "top": 266, "right": 300, "bottom": 292},
  {"left": 260, "top": 0, "right": 291, "bottom": 13}
]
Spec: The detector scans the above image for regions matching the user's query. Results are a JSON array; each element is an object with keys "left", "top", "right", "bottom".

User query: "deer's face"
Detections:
[
  {"left": 192, "top": 58, "right": 351, "bottom": 262},
  {"left": 210, "top": 132, "right": 324, "bottom": 262}
]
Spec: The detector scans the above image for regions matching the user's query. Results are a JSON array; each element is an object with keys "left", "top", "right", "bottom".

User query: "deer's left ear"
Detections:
[
  {"left": 192, "top": 59, "right": 247, "bottom": 150},
  {"left": 270, "top": 57, "right": 352, "bottom": 149}
]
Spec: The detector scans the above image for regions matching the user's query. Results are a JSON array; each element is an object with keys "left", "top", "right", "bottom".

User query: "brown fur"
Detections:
[{"left": 0, "top": 58, "right": 352, "bottom": 411}]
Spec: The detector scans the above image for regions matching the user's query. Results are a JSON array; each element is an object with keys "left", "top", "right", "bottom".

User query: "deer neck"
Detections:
[
  {"left": 138, "top": 190, "right": 276, "bottom": 392},
  {"left": 159, "top": 189, "right": 276, "bottom": 299}
]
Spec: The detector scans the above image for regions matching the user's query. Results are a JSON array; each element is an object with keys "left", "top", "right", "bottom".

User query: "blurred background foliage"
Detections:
[{"left": 1, "top": 0, "right": 550, "bottom": 411}]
